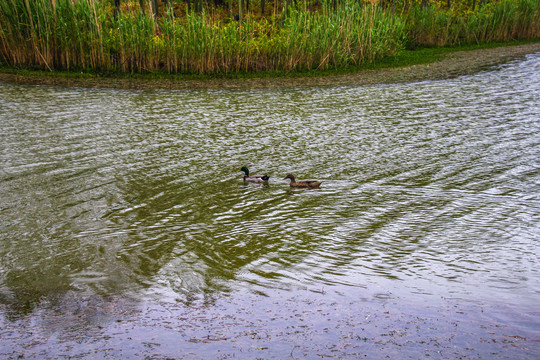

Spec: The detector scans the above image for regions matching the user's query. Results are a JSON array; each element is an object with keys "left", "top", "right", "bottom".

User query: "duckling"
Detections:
[
  {"left": 241, "top": 166, "right": 270, "bottom": 183},
  {"left": 283, "top": 174, "right": 322, "bottom": 188}
]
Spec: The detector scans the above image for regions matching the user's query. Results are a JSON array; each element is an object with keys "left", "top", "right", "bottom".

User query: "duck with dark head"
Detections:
[{"left": 241, "top": 167, "right": 270, "bottom": 183}]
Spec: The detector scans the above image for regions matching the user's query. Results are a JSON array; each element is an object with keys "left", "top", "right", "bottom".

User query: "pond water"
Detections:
[{"left": 1, "top": 53, "right": 539, "bottom": 359}]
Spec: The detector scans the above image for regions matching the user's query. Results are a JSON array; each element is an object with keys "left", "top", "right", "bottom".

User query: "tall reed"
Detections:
[
  {"left": 405, "top": 0, "right": 540, "bottom": 47},
  {"left": 0, "top": 0, "right": 538, "bottom": 75},
  {"left": 0, "top": 0, "right": 406, "bottom": 73},
  {"left": 278, "top": 1, "right": 406, "bottom": 71},
  {"left": 55, "top": 0, "right": 109, "bottom": 71}
]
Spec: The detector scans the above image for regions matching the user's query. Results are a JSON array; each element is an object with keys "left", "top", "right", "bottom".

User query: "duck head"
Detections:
[
  {"left": 283, "top": 174, "right": 296, "bottom": 181},
  {"left": 241, "top": 166, "right": 249, "bottom": 176}
]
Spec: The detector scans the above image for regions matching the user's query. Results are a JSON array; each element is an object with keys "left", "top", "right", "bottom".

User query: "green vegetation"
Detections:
[
  {"left": 0, "top": 0, "right": 538, "bottom": 75},
  {"left": 405, "top": 0, "right": 540, "bottom": 47}
]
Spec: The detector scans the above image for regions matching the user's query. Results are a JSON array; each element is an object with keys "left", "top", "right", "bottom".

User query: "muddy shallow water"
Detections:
[{"left": 1, "top": 48, "right": 539, "bottom": 359}]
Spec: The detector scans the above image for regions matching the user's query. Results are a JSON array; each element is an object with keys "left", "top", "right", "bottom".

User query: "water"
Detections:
[{"left": 1, "top": 54, "right": 539, "bottom": 359}]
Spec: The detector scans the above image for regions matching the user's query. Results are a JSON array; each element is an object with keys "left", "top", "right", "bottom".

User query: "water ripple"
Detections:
[{"left": 1, "top": 53, "right": 539, "bottom": 313}]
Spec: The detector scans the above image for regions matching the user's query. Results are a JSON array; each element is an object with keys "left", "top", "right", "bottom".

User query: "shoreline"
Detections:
[{"left": 1, "top": 42, "right": 539, "bottom": 90}]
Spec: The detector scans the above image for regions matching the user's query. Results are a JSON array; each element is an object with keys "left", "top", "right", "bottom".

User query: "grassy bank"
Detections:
[
  {"left": 0, "top": 0, "right": 539, "bottom": 75},
  {"left": 2, "top": 41, "right": 538, "bottom": 90}
]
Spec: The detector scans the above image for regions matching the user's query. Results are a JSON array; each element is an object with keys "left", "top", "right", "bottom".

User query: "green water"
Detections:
[{"left": 1, "top": 54, "right": 539, "bottom": 358}]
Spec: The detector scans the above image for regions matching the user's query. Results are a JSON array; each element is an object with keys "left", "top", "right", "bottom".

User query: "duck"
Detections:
[
  {"left": 283, "top": 174, "right": 322, "bottom": 188},
  {"left": 241, "top": 166, "right": 270, "bottom": 183}
]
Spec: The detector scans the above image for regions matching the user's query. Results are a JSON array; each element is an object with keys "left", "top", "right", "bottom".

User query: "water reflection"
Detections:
[{"left": 0, "top": 54, "right": 539, "bottom": 325}]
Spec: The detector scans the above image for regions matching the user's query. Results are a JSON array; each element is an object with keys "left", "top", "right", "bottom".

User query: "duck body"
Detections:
[
  {"left": 283, "top": 174, "right": 322, "bottom": 188},
  {"left": 241, "top": 166, "right": 270, "bottom": 183}
]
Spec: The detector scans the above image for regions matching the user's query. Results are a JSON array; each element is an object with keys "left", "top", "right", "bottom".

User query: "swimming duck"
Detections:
[
  {"left": 283, "top": 174, "right": 322, "bottom": 188},
  {"left": 241, "top": 167, "right": 270, "bottom": 183}
]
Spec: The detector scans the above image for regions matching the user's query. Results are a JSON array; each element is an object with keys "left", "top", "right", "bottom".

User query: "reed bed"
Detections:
[
  {"left": 405, "top": 0, "right": 540, "bottom": 47},
  {"left": 0, "top": 0, "right": 538, "bottom": 75}
]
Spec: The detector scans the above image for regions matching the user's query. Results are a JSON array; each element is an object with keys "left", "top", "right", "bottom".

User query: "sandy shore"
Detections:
[{"left": 1, "top": 42, "right": 539, "bottom": 90}]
